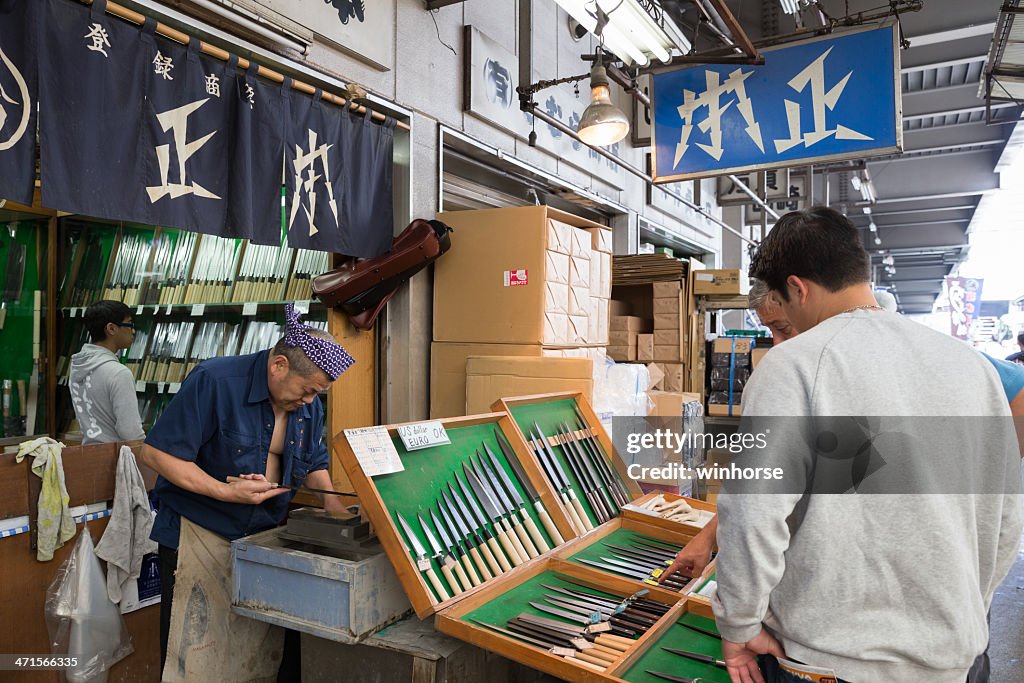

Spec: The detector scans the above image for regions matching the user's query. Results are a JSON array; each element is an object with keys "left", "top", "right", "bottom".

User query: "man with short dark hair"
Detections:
[
  {"left": 713, "top": 207, "right": 1022, "bottom": 683},
  {"left": 69, "top": 300, "right": 145, "bottom": 444},
  {"left": 141, "top": 304, "right": 354, "bottom": 682}
]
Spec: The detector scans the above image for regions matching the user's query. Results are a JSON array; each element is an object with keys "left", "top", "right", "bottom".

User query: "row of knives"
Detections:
[
  {"left": 469, "top": 575, "right": 726, "bottom": 680},
  {"left": 573, "top": 533, "right": 694, "bottom": 592},
  {"left": 396, "top": 428, "right": 567, "bottom": 602},
  {"left": 63, "top": 226, "right": 331, "bottom": 309}
]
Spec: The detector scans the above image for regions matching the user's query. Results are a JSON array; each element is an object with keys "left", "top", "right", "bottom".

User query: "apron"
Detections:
[{"left": 162, "top": 517, "right": 283, "bottom": 683}]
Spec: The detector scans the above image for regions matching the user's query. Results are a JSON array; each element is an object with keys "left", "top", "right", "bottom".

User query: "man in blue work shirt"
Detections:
[{"left": 141, "top": 304, "right": 355, "bottom": 682}]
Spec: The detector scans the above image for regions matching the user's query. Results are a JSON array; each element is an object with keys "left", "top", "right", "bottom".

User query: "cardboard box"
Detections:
[
  {"left": 708, "top": 402, "right": 743, "bottom": 417},
  {"left": 570, "top": 256, "right": 591, "bottom": 287},
  {"left": 712, "top": 337, "right": 753, "bottom": 354},
  {"left": 654, "top": 345, "right": 685, "bottom": 362},
  {"left": 610, "top": 315, "right": 651, "bottom": 332},
  {"left": 568, "top": 315, "right": 589, "bottom": 345},
  {"left": 465, "top": 356, "right": 593, "bottom": 414},
  {"left": 693, "top": 268, "right": 750, "bottom": 296},
  {"left": 609, "top": 299, "right": 631, "bottom": 317},
  {"left": 431, "top": 342, "right": 545, "bottom": 418},
  {"left": 545, "top": 251, "right": 570, "bottom": 285},
  {"left": 653, "top": 296, "right": 682, "bottom": 315},
  {"left": 653, "top": 281, "right": 682, "bottom": 299},
  {"left": 591, "top": 227, "right": 613, "bottom": 253},
  {"left": 648, "top": 390, "right": 684, "bottom": 416},
  {"left": 608, "top": 330, "right": 638, "bottom": 348},
  {"left": 638, "top": 334, "right": 654, "bottom": 362},
  {"left": 593, "top": 298, "right": 609, "bottom": 345},
  {"left": 654, "top": 311, "right": 681, "bottom": 331},
  {"left": 543, "top": 313, "right": 569, "bottom": 347},
  {"left": 434, "top": 206, "right": 608, "bottom": 344},
  {"left": 547, "top": 219, "right": 573, "bottom": 255},
  {"left": 654, "top": 328, "right": 682, "bottom": 347},
  {"left": 569, "top": 227, "right": 589, "bottom": 256},
  {"left": 568, "top": 286, "right": 590, "bottom": 317},
  {"left": 607, "top": 345, "right": 637, "bottom": 362},
  {"left": 752, "top": 347, "right": 769, "bottom": 369},
  {"left": 646, "top": 363, "right": 665, "bottom": 391},
  {"left": 661, "top": 363, "right": 685, "bottom": 392}
]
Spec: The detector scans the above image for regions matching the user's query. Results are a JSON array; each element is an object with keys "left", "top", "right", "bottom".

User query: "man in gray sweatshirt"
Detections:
[
  {"left": 69, "top": 300, "right": 145, "bottom": 444},
  {"left": 713, "top": 207, "right": 1022, "bottom": 683}
]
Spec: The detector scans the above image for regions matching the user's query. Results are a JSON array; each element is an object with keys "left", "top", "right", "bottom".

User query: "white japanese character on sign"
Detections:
[
  {"left": 288, "top": 129, "right": 338, "bottom": 238},
  {"left": 244, "top": 83, "right": 255, "bottom": 109},
  {"left": 153, "top": 51, "right": 174, "bottom": 80},
  {"left": 205, "top": 73, "right": 220, "bottom": 97},
  {"left": 0, "top": 46, "right": 30, "bottom": 151},
  {"left": 84, "top": 23, "right": 111, "bottom": 58},
  {"left": 774, "top": 46, "right": 872, "bottom": 153},
  {"left": 146, "top": 99, "right": 221, "bottom": 202},
  {"left": 674, "top": 68, "right": 764, "bottom": 167}
]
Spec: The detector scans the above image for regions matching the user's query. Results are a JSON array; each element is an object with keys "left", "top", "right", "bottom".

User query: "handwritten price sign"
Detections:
[{"left": 397, "top": 421, "right": 451, "bottom": 451}]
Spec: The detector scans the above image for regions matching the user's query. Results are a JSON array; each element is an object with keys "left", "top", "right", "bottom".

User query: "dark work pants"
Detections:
[{"left": 158, "top": 543, "right": 300, "bottom": 682}]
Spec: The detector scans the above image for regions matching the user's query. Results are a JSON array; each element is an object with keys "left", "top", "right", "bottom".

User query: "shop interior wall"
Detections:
[{"left": 286, "top": 0, "right": 728, "bottom": 422}]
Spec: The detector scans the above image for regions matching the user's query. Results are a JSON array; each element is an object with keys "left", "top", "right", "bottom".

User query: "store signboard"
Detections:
[
  {"left": 651, "top": 24, "right": 901, "bottom": 183},
  {"left": 946, "top": 276, "right": 984, "bottom": 340},
  {"left": 464, "top": 26, "right": 623, "bottom": 188},
  {"left": 248, "top": 0, "right": 395, "bottom": 71}
]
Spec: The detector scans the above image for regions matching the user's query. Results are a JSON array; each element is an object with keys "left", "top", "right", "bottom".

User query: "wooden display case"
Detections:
[{"left": 333, "top": 395, "right": 724, "bottom": 682}]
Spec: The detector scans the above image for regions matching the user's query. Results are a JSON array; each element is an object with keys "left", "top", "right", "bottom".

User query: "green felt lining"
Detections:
[
  {"left": 621, "top": 613, "right": 729, "bottom": 683},
  {"left": 372, "top": 421, "right": 561, "bottom": 601},
  {"left": 458, "top": 569, "right": 639, "bottom": 629},
  {"left": 567, "top": 528, "right": 680, "bottom": 579},
  {"left": 508, "top": 399, "right": 628, "bottom": 528}
]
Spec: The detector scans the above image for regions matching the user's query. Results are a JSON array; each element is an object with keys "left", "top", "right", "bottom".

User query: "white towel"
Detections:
[
  {"left": 95, "top": 446, "right": 157, "bottom": 603},
  {"left": 16, "top": 437, "right": 75, "bottom": 561}
]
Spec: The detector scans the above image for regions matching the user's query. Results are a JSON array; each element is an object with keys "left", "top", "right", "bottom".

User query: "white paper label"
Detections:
[
  {"left": 168, "top": 382, "right": 181, "bottom": 394},
  {"left": 159, "top": 383, "right": 167, "bottom": 394},
  {"left": 343, "top": 426, "right": 405, "bottom": 477},
  {"left": 136, "top": 306, "right": 144, "bottom": 315},
  {"left": 165, "top": 304, "right": 173, "bottom": 315},
  {"left": 242, "top": 302, "right": 258, "bottom": 316},
  {"left": 191, "top": 303, "right": 205, "bottom": 316},
  {"left": 397, "top": 421, "right": 451, "bottom": 451},
  {"left": 68, "top": 308, "right": 77, "bottom": 318},
  {"left": 295, "top": 300, "right": 310, "bottom": 315},
  {"left": 135, "top": 380, "right": 146, "bottom": 392},
  {"left": 695, "top": 273, "right": 715, "bottom": 281}
]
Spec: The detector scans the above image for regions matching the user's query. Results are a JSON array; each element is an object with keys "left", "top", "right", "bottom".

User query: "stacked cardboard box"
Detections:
[
  {"left": 692, "top": 268, "right": 750, "bottom": 296},
  {"left": 465, "top": 356, "right": 593, "bottom": 414},
  {"left": 652, "top": 280, "right": 686, "bottom": 371},
  {"left": 608, "top": 315, "right": 651, "bottom": 362},
  {"left": 430, "top": 206, "right": 614, "bottom": 418},
  {"left": 707, "top": 337, "right": 751, "bottom": 416}
]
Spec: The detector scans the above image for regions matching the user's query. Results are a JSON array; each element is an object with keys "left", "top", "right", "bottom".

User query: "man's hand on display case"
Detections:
[
  {"left": 723, "top": 628, "right": 785, "bottom": 683},
  {"left": 661, "top": 515, "right": 717, "bottom": 584}
]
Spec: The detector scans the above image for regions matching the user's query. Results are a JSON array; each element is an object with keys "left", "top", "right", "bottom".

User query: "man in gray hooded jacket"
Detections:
[{"left": 69, "top": 300, "right": 145, "bottom": 444}]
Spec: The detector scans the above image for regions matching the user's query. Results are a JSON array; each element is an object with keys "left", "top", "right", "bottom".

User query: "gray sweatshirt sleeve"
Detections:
[
  {"left": 711, "top": 350, "right": 813, "bottom": 643},
  {"left": 110, "top": 365, "right": 146, "bottom": 442}
]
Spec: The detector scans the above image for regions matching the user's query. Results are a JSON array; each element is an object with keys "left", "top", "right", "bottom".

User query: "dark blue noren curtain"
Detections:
[
  {"left": 340, "top": 109, "right": 396, "bottom": 258},
  {"left": 138, "top": 25, "right": 232, "bottom": 233},
  {"left": 0, "top": 0, "right": 39, "bottom": 205},
  {"left": 284, "top": 85, "right": 348, "bottom": 253},
  {"left": 226, "top": 60, "right": 286, "bottom": 245},
  {"left": 40, "top": 0, "right": 150, "bottom": 222}
]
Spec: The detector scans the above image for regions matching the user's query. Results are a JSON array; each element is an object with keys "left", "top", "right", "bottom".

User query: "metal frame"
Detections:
[{"left": 650, "top": 21, "right": 904, "bottom": 184}]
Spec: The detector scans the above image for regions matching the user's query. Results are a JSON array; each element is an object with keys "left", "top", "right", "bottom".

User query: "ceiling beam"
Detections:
[
  {"left": 906, "top": 23, "right": 996, "bottom": 48},
  {"left": 903, "top": 103, "right": 1016, "bottom": 121},
  {"left": 866, "top": 205, "right": 975, "bottom": 217},
  {"left": 901, "top": 54, "right": 987, "bottom": 74}
]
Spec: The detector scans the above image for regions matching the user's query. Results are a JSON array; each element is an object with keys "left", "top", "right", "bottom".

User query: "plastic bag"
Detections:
[{"left": 45, "top": 527, "right": 134, "bottom": 682}]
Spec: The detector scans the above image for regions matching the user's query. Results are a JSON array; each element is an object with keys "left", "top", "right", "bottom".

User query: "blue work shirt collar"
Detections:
[{"left": 248, "top": 349, "right": 314, "bottom": 419}]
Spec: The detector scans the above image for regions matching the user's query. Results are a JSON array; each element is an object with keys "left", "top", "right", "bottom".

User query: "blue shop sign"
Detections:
[{"left": 652, "top": 24, "right": 901, "bottom": 183}]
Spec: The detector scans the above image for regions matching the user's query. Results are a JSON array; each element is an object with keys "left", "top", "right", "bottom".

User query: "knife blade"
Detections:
[
  {"left": 225, "top": 476, "right": 354, "bottom": 498},
  {"left": 396, "top": 512, "right": 450, "bottom": 602},
  {"left": 464, "top": 464, "right": 523, "bottom": 567},
  {"left": 662, "top": 647, "right": 727, "bottom": 668},
  {"left": 477, "top": 449, "right": 539, "bottom": 559},
  {"left": 446, "top": 483, "right": 504, "bottom": 577}
]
